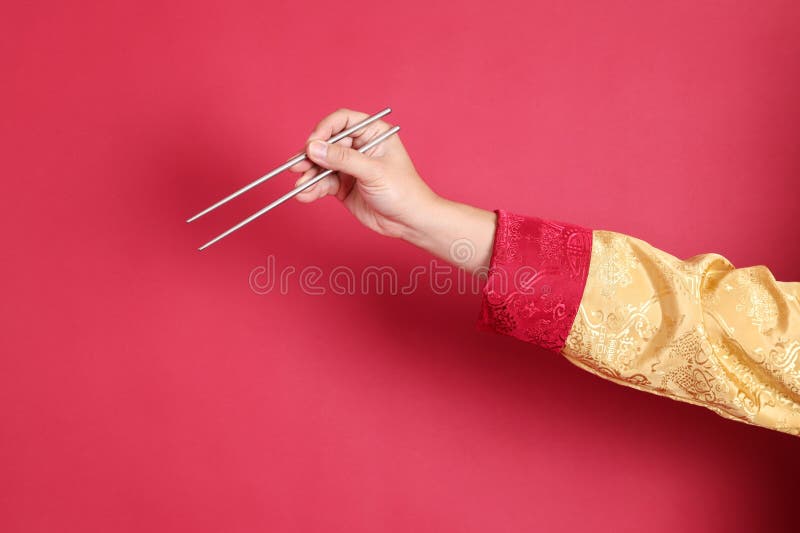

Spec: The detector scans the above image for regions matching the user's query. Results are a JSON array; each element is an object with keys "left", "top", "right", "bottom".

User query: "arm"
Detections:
[
  {"left": 477, "top": 211, "right": 800, "bottom": 436},
  {"left": 291, "top": 109, "right": 800, "bottom": 435}
]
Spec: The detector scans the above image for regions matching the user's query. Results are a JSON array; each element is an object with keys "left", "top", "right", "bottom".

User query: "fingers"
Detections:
[
  {"left": 288, "top": 129, "right": 355, "bottom": 173},
  {"left": 305, "top": 140, "right": 383, "bottom": 186},
  {"left": 288, "top": 158, "right": 313, "bottom": 173},
  {"left": 290, "top": 109, "right": 390, "bottom": 199},
  {"left": 294, "top": 169, "right": 340, "bottom": 203},
  {"left": 308, "top": 108, "right": 371, "bottom": 143},
  {"left": 290, "top": 109, "right": 390, "bottom": 174},
  {"left": 308, "top": 108, "right": 392, "bottom": 148}
]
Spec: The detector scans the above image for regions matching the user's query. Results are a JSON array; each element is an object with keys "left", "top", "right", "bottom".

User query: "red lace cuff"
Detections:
[{"left": 477, "top": 210, "right": 593, "bottom": 352}]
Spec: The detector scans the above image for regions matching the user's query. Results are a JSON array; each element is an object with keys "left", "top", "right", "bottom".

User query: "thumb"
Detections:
[{"left": 306, "top": 140, "right": 378, "bottom": 182}]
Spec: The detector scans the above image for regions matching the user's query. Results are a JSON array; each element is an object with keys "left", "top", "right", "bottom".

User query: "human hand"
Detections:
[
  {"left": 289, "top": 108, "right": 440, "bottom": 240},
  {"left": 291, "top": 108, "right": 496, "bottom": 272}
]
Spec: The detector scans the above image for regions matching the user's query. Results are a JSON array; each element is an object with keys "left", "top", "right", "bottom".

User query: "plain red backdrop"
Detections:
[{"left": 2, "top": 1, "right": 799, "bottom": 531}]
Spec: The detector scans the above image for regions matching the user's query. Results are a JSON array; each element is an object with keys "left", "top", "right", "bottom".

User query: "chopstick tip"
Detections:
[{"left": 186, "top": 211, "right": 206, "bottom": 223}]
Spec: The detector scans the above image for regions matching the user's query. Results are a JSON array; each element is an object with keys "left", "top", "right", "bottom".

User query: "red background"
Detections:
[{"left": 2, "top": 1, "right": 799, "bottom": 531}]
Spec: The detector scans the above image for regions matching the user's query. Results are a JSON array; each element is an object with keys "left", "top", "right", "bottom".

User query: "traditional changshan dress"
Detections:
[{"left": 477, "top": 211, "right": 800, "bottom": 435}]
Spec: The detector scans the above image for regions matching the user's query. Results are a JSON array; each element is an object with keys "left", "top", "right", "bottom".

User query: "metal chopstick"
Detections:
[
  {"left": 197, "top": 125, "right": 400, "bottom": 251},
  {"left": 186, "top": 108, "right": 392, "bottom": 223}
]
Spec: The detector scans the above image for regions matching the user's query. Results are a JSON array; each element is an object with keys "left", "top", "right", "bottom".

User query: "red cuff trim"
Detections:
[{"left": 477, "top": 210, "right": 593, "bottom": 352}]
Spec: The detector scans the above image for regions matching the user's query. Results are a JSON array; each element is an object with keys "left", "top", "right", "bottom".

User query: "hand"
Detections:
[
  {"left": 290, "top": 108, "right": 497, "bottom": 272},
  {"left": 290, "top": 108, "right": 439, "bottom": 240}
]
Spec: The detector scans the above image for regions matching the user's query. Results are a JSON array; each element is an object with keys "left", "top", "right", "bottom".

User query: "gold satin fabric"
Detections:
[{"left": 563, "top": 230, "right": 800, "bottom": 435}]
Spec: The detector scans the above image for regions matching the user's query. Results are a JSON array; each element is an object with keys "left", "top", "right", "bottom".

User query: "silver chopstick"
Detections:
[
  {"left": 186, "top": 107, "right": 392, "bottom": 223},
  {"left": 198, "top": 125, "right": 400, "bottom": 251}
]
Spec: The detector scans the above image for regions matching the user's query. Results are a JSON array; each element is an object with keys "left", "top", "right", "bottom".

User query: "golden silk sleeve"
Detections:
[
  {"left": 477, "top": 211, "right": 800, "bottom": 436},
  {"left": 563, "top": 230, "right": 800, "bottom": 435}
]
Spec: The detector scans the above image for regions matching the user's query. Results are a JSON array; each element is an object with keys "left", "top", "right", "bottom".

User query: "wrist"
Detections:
[
  {"left": 398, "top": 194, "right": 449, "bottom": 247},
  {"left": 400, "top": 197, "right": 497, "bottom": 273}
]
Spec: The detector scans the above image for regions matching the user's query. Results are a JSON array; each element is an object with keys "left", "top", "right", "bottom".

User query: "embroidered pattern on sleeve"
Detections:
[{"left": 477, "top": 210, "right": 593, "bottom": 351}]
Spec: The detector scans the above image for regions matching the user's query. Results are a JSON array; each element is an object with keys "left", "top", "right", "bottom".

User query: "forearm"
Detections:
[{"left": 400, "top": 197, "right": 497, "bottom": 273}]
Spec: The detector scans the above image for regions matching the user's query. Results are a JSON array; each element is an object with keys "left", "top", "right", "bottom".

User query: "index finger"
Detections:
[{"left": 308, "top": 108, "right": 369, "bottom": 142}]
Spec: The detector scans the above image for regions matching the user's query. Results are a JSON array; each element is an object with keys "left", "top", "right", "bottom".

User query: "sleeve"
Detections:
[{"left": 477, "top": 210, "right": 800, "bottom": 436}]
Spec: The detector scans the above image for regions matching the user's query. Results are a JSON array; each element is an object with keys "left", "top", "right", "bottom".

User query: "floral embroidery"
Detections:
[
  {"left": 563, "top": 230, "right": 800, "bottom": 436},
  {"left": 476, "top": 211, "right": 592, "bottom": 352}
]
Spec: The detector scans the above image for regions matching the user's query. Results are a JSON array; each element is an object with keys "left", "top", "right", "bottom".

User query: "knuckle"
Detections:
[
  {"left": 340, "top": 108, "right": 368, "bottom": 122},
  {"left": 331, "top": 146, "right": 349, "bottom": 163}
]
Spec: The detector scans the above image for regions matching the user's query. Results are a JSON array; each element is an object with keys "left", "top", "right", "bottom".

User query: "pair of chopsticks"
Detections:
[{"left": 188, "top": 108, "right": 398, "bottom": 251}]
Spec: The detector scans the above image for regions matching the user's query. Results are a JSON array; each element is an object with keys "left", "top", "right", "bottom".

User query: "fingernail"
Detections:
[{"left": 309, "top": 141, "right": 327, "bottom": 160}]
